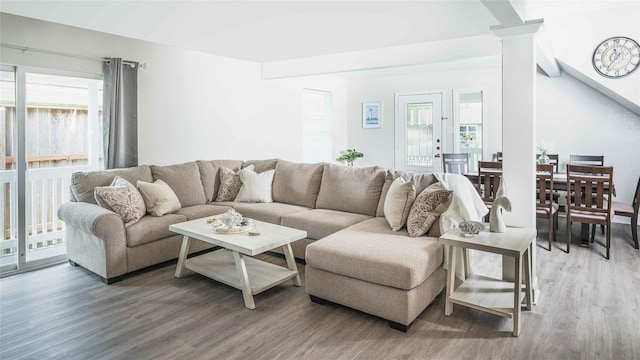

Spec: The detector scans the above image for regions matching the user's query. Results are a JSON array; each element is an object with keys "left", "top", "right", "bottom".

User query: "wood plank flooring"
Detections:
[{"left": 1, "top": 218, "right": 639, "bottom": 359}]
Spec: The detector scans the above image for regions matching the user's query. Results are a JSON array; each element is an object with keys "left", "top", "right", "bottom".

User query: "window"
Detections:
[
  {"left": 454, "top": 90, "right": 484, "bottom": 172},
  {"left": 302, "top": 89, "right": 332, "bottom": 163}
]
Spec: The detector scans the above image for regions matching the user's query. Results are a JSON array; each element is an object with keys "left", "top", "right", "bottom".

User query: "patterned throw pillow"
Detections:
[
  {"left": 215, "top": 165, "right": 254, "bottom": 202},
  {"left": 406, "top": 182, "right": 453, "bottom": 237},
  {"left": 94, "top": 176, "right": 146, "bottom": 227}
]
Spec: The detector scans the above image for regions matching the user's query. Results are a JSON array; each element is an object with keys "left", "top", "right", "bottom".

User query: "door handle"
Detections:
[{"left": 435, "top": 154, "right": 441, "bottom": 158}]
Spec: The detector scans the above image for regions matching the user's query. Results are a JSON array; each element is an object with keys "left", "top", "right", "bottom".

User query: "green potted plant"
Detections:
[{"left": 336, "top": 149, "right": 364, "bottom": 167}]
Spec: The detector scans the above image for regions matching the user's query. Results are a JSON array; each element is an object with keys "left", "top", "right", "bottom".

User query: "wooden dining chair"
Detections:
[
  {"left": 536, "top": 164, "right": 559, "bottom": 251},
  {"left": 566, "top": 164, "right": 613, "bottom": 259},
  {"left": 570, "top": 154, "right": 604, "bottom": 166},
  {"left": 536, "top": 153, "right": 559, "bottom": 173},
  {"left": 442, "top": 153, "right": 470, "bottom": 174},
  {"left": 478, "top": 161, "right": 503, "bottom": 218},
  {"left": 611, "top": 176, "right": 640, "bottom": 249}
]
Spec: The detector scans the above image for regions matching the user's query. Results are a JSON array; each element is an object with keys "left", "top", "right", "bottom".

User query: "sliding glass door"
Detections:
[
  {"left": 0, "top": 67, "right": 18, "bottom": 270},
  {"left": 1, "top": 66, "right": 103, "bottom": 274}
]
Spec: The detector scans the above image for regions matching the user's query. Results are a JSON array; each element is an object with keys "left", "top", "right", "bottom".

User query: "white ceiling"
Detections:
[
  {"left": 1, "top": 1, "right": 498, "bottom": 63},
  {"left": 0, "top": 1, "right": 634, "bottom": 64}
]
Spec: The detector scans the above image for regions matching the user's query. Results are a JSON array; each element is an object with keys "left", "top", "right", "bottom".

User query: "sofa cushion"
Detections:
[
  {"left": 236, "top": 168, "right": 275, "bottom": 203},
  {"left": 71, "top": 165, "right": 152, "bottom": 204},
  {"left": 215, "top": 165, "right": 254, "bottom": 202},
  {"left": 384, "top": 177, "right": 416, "bottom": 231},
  {"left": 407, "top": 182, "right": 453, "bottom": 237},
  {"left": 197, "top": 160, "right": 244, "bottom": 202},
  {"left": 126, "top": 213, "right": 187, "bottom": 247},
  {"left": 272, "top": 160, "right": 324, "bottom": 208},
  {"left": 305, "top": 217, "right": 443, "bottom": 290},
  {"left": 376, "top": 170, "right": 438, "bottom": 217},
  {"left": 174, "top": 204, "right": 232, "bottom": 221},
  {"left": 281, "top": 209, "right": 371, "bottom": 240},
  {"left": 242, "top": 159, "right": 278, "bottom": 173},
  {"left": 136, "top": 179, "right": 181, "bottom": 216},
  {"left": 219, "top": 202, "right": 309, "bottom": 224},
  {"left": 151, "top": 162, "right": 206, "bottom": 207},
  {"left": 316, "top": 164, "right": 386, "bottom": 216},
  {"left": 94, "top": 177, "right": 146, "bottom": 227}
]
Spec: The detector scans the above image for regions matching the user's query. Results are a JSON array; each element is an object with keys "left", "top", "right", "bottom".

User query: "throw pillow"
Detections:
[
  {"left": 235, "top": 168, "right": 275, "bottom": 203},
  {"left": 136, "top": 179, "right": 182, "bottom": 216},
  {"left": 406, "top": 182, "right": 453, "bottom": 237},
  {"left": 215, "top": 165, "right": 254, "bottom": 202},
  {"left": 384, "top": 177, "right": 416, "bottom": 231},
  {"left": 426, "top": 182, "right": 456, "bottom": 238},
  {"left": 94, "top": 176, "right": 146, "bottom": 227}
]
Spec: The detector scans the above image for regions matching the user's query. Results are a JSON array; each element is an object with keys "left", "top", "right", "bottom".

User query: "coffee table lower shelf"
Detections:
[
  {"left": 186, "top": 249, "right": 299, "bottom": 295},
  {"left": 448, "top": 275, "right": 526, "bottom": 318}
]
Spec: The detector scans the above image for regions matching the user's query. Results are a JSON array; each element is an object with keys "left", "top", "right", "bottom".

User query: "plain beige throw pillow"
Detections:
[
  {"left": 384, "top": 177, "right": 416, "bottom": 231},
  {"left": 236, "top": 169, "right": 275, "bottom": 203},
  {"left": 136, "top": 179, "right": 181, "bottom": 216}
]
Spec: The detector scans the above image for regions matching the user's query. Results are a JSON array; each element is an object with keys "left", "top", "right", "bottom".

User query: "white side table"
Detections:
[{"left": 439, "top": 226, "right": 535, "bottom": 337}]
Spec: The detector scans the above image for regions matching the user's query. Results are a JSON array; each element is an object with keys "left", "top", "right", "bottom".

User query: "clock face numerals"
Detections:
[{"left": 592, "top": 37, "right": 640, "bottom": 78}]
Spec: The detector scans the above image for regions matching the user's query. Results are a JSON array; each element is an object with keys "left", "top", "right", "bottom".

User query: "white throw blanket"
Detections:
[{"left": 434, "top": 173, "right": 489, "bottom": 278}]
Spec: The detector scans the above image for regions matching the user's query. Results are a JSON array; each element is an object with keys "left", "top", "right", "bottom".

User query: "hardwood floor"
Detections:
[{"left": 1, "top": 218, "right": 638, "bottom": 360}]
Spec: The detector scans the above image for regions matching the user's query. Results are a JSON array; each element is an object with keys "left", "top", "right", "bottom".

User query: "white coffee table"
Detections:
[{"left": 170, "top": 217, "right": 307, "bottom": 309}]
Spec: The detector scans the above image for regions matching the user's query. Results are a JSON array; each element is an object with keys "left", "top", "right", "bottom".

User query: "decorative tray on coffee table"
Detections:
[{"left": 208, "top": 218, "right": 256, "bottom": 234}]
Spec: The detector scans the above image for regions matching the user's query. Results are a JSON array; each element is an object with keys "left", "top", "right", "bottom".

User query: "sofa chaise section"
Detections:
[{"left": 305, "top": 218, "right": 445, "bottom": 331}]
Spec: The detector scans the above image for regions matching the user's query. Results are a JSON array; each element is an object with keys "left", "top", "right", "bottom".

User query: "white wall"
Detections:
[
  {"left": 537, "top": 71, "right": 640, "bottom": 224},
  {"left": 345, "top": 65, "right": 502, "bottom": 169},
  {"left": 0, "top": 13, "right": 347, "bottom": 166},
  {"left": 544, "top": 3, "right": 640, "bottom": 105}
]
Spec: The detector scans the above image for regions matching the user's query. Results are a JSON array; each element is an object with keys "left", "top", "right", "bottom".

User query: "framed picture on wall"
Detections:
[{"left": 362, "top": 102, "right": 382, "bottom": 129}]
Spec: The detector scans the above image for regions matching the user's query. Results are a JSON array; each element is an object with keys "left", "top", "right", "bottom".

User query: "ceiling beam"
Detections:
[
  {"left": 482, "top": 0, "right": 561, "bottom": 78},
  {"left": 261, "top": 35, "right": 501, "bottom": 79},
  {"left": 481, "top": 0, "right": 524, "bottom": 27}
]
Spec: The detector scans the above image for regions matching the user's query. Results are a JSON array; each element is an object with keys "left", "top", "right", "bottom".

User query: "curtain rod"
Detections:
[{"left": 1, "top": 43, "right": 147, "bottom": 69}]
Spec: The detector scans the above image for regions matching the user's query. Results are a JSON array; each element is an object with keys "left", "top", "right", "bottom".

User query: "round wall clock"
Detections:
[{"left": 592, "top": 36, "right": 640, "bottom": 78}]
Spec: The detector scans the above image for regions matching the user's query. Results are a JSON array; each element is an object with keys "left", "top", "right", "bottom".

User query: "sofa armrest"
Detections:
[
  {"left": 58, "top": 202, "right": 128, "bottom": 281},
  {"left": 58, "top": 202, "right": 125, "bottom": 240}
]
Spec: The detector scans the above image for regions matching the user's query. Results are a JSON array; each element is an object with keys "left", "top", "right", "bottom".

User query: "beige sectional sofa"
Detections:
[{"left": 58, "top": 158, "right": 447, "bottom": 331}]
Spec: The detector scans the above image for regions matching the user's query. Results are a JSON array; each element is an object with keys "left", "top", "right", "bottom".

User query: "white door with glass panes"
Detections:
[{"left": 395, "top": 93, "right": 443, "bottom": 173}]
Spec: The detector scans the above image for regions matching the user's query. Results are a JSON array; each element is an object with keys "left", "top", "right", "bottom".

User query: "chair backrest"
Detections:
[
  {"left": 633, "top": 176, "right": 640, "bottom": 211},
  {"left": 536, "top": 164, "right": 554, "bottom": 210},
  {"left": 478, "top": 161, "right": 503, "bottom": 202},
  {"left": 442, "top": 153, "right": 470, "bottom": 174},
  {"left": 536, "top": 153, "right": 559, "bottom": 173},
  {"left": 570, "top": 154, "right": 604, "bottom": 167},
  {"left": 566, "top": 164, "right": 613, "bottom": 220}
]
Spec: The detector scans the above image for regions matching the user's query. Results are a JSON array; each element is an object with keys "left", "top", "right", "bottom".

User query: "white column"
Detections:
[{"left": 492, "top": 21, "right": 542, "bottom": 302}]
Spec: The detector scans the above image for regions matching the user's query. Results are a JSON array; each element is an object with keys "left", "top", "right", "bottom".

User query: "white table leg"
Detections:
[
  {"left": 463, "top": 248, "right": 471, "bottom": 279},
  {"left": 233, "top": 251, "right": 256, "bottom": 309},
  {"left": 174, "top": 236, "right": 191, "bottom": 278},
  {"left": 524, "top": 246, "right": 533, "bottom": 310},
  {"left": 513, "top": 255, "right": 522, "bottom": 337},
  {"left": 445, "top": 245, "right": 456, "bottom": 316},
  {"left": 282, "top": 243, "right": 301, "bottom": 287}
]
